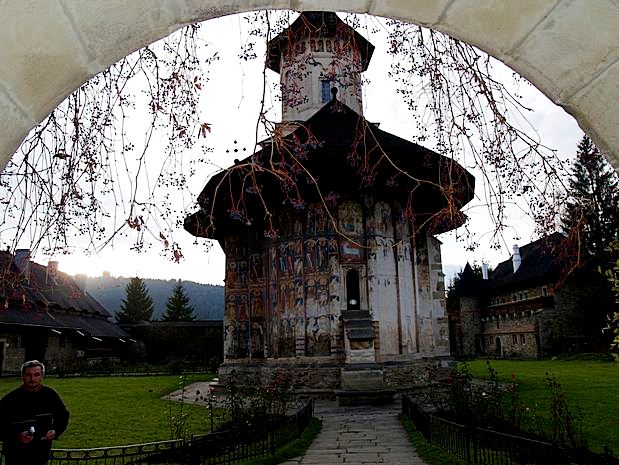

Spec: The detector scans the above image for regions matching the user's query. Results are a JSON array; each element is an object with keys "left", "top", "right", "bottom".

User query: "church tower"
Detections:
[{"left": 267, "top": 12, "right": 373, "bottom": 121}]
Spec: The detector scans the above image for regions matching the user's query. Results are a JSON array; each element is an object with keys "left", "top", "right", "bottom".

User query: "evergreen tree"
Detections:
[
  {"left": 603, "top": 240, "right": 619, "bottom": 353},
  {"left": 116, "top": 276, "right": 154, "bottom": 324},
  {"left": 162, "top": 280, "right": 196, "bottom": 321},
  {"left": 562, "top": 136, "right": 619, "bottom": 258}
]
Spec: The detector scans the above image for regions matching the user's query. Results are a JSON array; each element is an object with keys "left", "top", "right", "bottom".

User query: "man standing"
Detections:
[{"left": 0, "top": 360, "right": 70, "bottom": 465}]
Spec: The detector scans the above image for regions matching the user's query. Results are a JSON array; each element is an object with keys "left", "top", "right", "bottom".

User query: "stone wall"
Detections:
[
  {"left": 0, "top": 333, "right": 25, "bottom": 374},
  {"left": 218, "top": 358, "right": 342, "bottom": 391},
  {"left": 459, "top": 296, "right": 481, "bottom": 357},
  {"left": 45, "top": 335, "right": 76, "bottom": 371},
  {"left": 383, "top": 358, "right": 449, "bottom": 388},
  {"left": 427, "top": 236, "right": 449, "bottom": 355},
  {"left": 544, "top": 274, "right": 613, "bottom": 354},
  {"left": 482, "top": 314, "right": 539, "bottom": 358},
  {"left": 219, "top": 356, "right": 449, "bottom": 392}
]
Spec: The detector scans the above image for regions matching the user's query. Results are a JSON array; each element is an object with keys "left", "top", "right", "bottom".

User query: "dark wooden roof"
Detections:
[
  {"left": 266, "top": 11, "right": 375, "bottom": 73},
  {"left": 485, "top": 233, "right": 566, "bottom": 292},
  {"left": 185, "top": 97, "right": 475, "bottom": 243},
  {"left": 0, "top": 251, "right": 129, "bottom": 338}
]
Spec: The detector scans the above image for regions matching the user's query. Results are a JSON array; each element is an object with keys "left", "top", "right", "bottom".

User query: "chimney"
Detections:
[
  {"left": 482, "top": 262, "right": 489, "bottom": 280},
  {"left": 14, "top": 249, "right": 31, "bottom": 281},
  {"left": 47, "top": 260, "right": 58, "bottom": 285},
  {"left": 512, "top": 245, "right": 521, "bottom": 273}
]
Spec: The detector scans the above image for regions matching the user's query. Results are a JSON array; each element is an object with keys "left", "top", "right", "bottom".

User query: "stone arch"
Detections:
[{"left": 0, "top": 1, "right": 617, "bottom": 171}]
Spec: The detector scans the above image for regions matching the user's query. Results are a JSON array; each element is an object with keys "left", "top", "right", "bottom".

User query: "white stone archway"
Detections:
[{"left": 0, "top": 1, "right": 617, "bottom": 170}]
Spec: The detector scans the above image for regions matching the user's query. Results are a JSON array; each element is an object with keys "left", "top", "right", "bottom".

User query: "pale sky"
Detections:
[{"left": 24, "top": 12, "right": 583, "bottom": 286}]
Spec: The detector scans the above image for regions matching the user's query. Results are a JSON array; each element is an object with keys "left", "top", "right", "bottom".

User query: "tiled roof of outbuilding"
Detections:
[
  {"left": 486, "top": 232, "right": 566, "bottom": 291},
  {"left": 0, "top": 251, "right": 128, "bottom": 338}
]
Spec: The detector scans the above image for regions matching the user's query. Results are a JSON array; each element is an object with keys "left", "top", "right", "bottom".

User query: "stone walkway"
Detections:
[
  {"left": 166, "top": 383, "right": 429, "bottom": 465},
  {"left": 281, "top": 400, "right": 429, "bottom": 465}
]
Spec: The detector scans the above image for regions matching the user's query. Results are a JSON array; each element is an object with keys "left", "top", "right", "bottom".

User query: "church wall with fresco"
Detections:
[{"left": 221, "top": 196, "right": 449, "bottom": 363}]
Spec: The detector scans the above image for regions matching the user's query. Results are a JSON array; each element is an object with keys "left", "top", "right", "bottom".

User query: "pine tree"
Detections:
[
  {"left": 162, "top": 280, "right": 196, "bottom": 321},
  {"left": 562, "top": 136, "right": 619, "bottom": 258},
  {"left": 116, "top": 276, "right": 154, "bottom": 324}
]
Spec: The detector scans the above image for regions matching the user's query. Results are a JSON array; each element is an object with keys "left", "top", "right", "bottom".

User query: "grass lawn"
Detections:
[
  {"left": 0, "top": 374, "right": 216, "bottom": 448},
  {"left": 464, "top": 359, "right": 619, "bottom": 454}
]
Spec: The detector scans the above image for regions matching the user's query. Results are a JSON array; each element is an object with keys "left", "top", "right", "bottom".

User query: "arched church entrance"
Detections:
[
  {"left": 495, "top": 337, "right": 502, "bottom": 357},
  {"left": 346, "top": 269, "right": 361, "bottom": 310}
]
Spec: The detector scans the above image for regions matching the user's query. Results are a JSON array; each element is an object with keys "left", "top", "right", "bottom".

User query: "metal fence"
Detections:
[
  {"left": 1, "top": 401, "right": 313, "bottom": 465},
  {"left": 402, "top": 396, "right": 617, "bottom": 465}
]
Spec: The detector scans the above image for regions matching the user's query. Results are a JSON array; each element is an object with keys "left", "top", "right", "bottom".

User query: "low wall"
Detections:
[{"left": 218, "top": 356, "right": 452, "bottom": 393}]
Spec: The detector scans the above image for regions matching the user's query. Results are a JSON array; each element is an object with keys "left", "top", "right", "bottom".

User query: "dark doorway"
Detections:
[
  {"left": 346, "top": 269, "right": 360, "bottom": 310},
  {"left": 495, "top": 337, "right": 502, "bottom": 357},
  {"left": 23, "top": 329, "right": 47, "bottom": 362}
]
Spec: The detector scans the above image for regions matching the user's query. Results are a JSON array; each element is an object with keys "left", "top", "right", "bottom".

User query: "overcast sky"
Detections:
[{"left": 28, "top": 12, "right": 583, "bottom": 285}]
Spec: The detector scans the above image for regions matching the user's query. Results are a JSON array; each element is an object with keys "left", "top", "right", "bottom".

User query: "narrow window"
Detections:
[
  {"left": 520, "top": 334, "right": 526, "bottom": 344},
  {"left": 512, "top": 334, "right": 518, "bottom": 344},
  {"left": 346, "top": 269, "right": 361, "bottom": 310},
  {"left": 321, "top": 80, "right": 333, "bottom": 103},
  {"left": 542, "top": 287, "right": 548, "bottom": 297}
]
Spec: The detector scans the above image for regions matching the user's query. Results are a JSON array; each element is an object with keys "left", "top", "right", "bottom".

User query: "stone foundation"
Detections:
[
  {"left": 218, "top": 355, "right": 452, "bottom": 394},
  {"left": 218, "top": 358, "right": 342, "bottom": 391}
]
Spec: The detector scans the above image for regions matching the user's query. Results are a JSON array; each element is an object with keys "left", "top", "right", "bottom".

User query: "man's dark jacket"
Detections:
[{"left": 0, "top": 385, "right": 70, "bottom": 465}]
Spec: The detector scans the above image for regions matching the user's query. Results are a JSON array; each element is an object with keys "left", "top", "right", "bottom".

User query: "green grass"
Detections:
[
  {"left": 464, "top": 359, "right": 619, "bottom": 453},
  {"left": 401, "top": 416, "right": 466, "bottom": 465},
  {"left": 0, "top": 374, "right": 216, "bottom": 448}
]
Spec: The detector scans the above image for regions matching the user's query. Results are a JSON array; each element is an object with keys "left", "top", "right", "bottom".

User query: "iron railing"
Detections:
[
  {"left": 0, "top": 401, "right": 313, "bottom": 465},
  {"left": 402, "top": 396, "right": 617, "bottom": 465}
]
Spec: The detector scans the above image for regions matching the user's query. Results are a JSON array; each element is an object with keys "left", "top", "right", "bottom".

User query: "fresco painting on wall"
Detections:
[{"left": 339, "top": 201, "right": 365, "bottom": 263}]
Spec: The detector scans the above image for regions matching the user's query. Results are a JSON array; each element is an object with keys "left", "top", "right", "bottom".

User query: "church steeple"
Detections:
[{"left": 267, "top": 12, "right": 374, "bottom": 122}]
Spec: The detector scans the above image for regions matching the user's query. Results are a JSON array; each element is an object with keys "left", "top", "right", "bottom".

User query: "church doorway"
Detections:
[
  {"left": 495, "top": 337, "right": 502, "bottom": 357},
  {"left": 346, "top": 269, "right": 361, "bottom": 310}
]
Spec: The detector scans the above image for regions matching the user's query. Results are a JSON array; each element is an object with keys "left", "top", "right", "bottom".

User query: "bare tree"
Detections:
[{"left": 0, "top": 11, "right": 573, "bottom": 263}]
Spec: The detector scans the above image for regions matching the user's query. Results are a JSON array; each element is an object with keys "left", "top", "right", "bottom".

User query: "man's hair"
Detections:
[{"left": 21, "top": 360, "right": 45, "bottom": 376}]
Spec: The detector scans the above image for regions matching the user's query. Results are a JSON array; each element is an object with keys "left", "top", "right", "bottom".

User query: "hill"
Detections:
[{"left": 83, "top": 275, "right": 224, "bottom": 320}]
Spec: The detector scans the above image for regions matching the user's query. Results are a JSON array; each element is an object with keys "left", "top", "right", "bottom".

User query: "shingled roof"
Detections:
[
  {"left": 486, "top": 232, "right": 566, "bottom": 291},
  {"left": 0, "top": 251, "right": 128, "bottom": 339},
  {"left": 266, "top": 11, "right": 375, "bottom": 73},
  {"left": 185, "top": 97, "right": 475, "bottom": 242}
]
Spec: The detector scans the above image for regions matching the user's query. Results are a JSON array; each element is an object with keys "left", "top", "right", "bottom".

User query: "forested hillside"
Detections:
[{"left": 83, "top": 275, "right": 224, "bottom": 320}]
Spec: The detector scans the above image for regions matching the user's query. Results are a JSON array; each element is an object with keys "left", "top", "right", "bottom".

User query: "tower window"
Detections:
[{"left": 321, "top": 80, "right": 333, "bottom": 103}]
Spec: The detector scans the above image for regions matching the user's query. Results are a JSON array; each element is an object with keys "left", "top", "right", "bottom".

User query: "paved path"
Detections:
[
  {"left": 167, "top": 383, "right": 429, "bottom": 465},
  {"left": 281, "top": 400, "right": 429, "bottom": 465}
]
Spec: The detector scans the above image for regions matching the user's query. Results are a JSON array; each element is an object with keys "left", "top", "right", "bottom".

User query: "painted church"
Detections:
[{"left": 185, "top": 12, "right": 474, "bottom": 391}]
